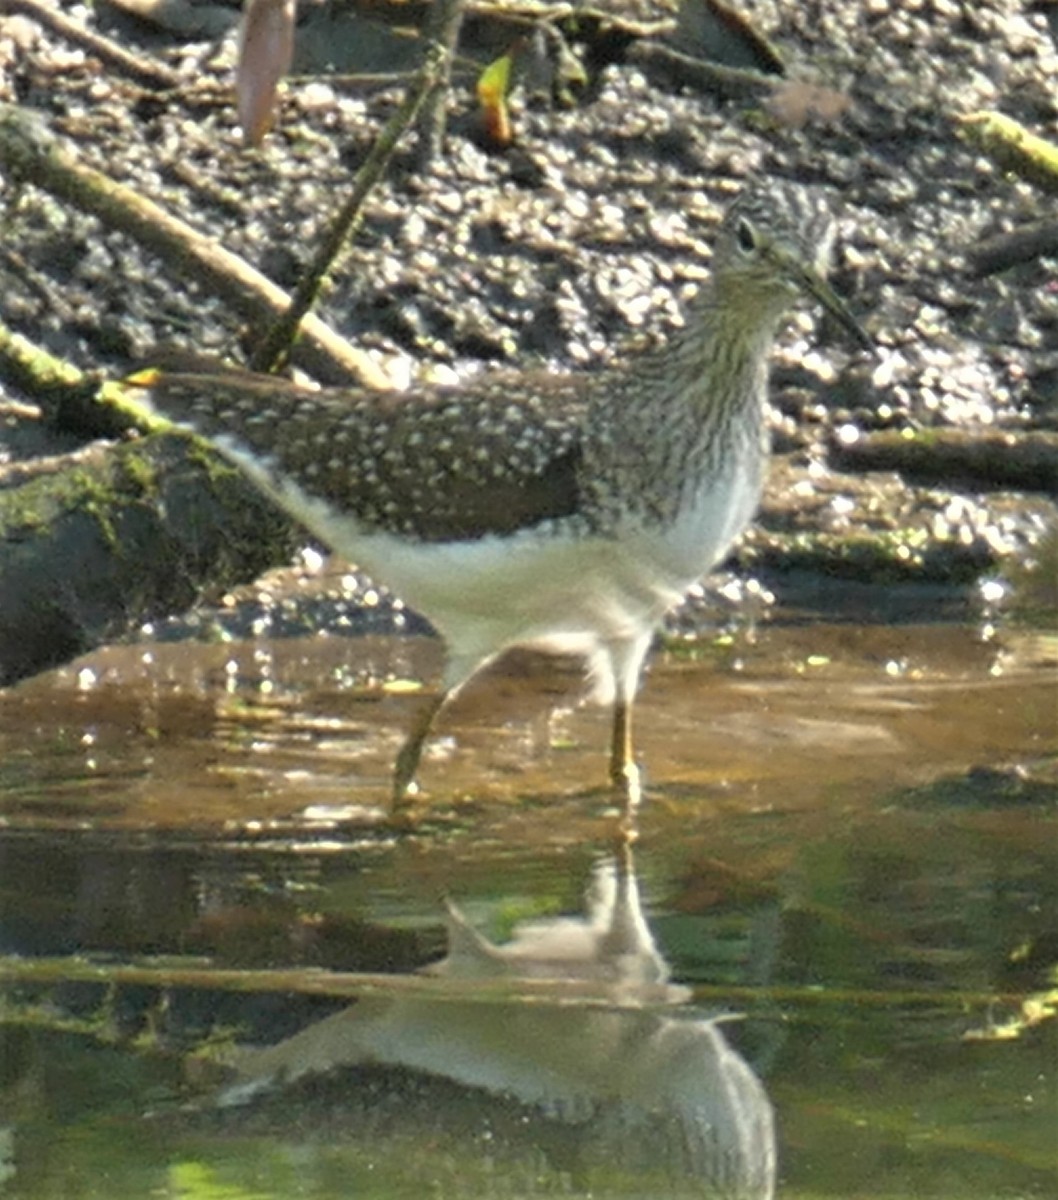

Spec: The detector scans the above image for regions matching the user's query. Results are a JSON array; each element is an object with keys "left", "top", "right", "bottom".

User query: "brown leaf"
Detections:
[
  {"left": 765, "top": 79, "right": 852, "bottom": 129},
  {"left": 236, "top": 0, "right": 296, "bottom": 147}
]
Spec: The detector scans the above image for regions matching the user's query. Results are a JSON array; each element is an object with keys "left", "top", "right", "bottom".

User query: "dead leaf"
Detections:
[
  {"left": 765, "top": 79, "right": 852, "bottom": 129},
  {"left": 237, "top": 0, "right": 296, "bottom": 147}
]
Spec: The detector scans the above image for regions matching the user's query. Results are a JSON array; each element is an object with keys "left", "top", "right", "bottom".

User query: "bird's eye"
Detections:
[{"left": 735, "top": 218, "right": 757, "bottom": 254}]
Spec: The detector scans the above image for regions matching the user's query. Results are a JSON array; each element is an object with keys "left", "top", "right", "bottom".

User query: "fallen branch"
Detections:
[
  {"left": 957, "top": 111, "right": 1058, "bottom": 196},
  {"left": 6, "top": 0, "right": 181, "bottom": 91},
  {"left": 250, "top": 41, "right": 447, "bottom": 374},
  {"left": 0, "top": 312, "right": 142, "bottom": 439},
  {"left": 966, "top": 218, "right": 1058, "bottom": 276},
  {"left": 829, "top": 427, "right": 1058, "bottom": 495},
  {"left": 624, "top": 41, "right": 777, "bottom": 101},
  {"left": 0, "top": 103, "right": 393, "bottom": 389}
]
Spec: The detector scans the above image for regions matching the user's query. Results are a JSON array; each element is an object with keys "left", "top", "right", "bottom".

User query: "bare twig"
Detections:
[
  {"left": 249, "top": 41, "right": 448, "bottom": 376},
  {"left": 414, "top": 0, "right": 467, "bottom": 171},
  {"left": 5, "top": 0, "right": 181, "bottom": 90},
  {"left": 967, "top": 219, "right": 1058, "bottom": 276},
  {"left": 0, "top": 103, "right": 393, "bottom": 388},
  {"left": 829, "top": 427, "right": 1058, "bottom": 495},
  {"left": 957, "top": 111, "right": 1058, "bottom": 196},
  {"left": 624, "top": 40, "right": 777, "bottom": 100}
]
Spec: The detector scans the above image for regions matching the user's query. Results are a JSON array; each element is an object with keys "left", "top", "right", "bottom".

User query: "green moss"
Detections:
[
  {"left": 0, "top": 477, "right": 50, "bottom": 535},
  {"left": 0, "top": 463, "right": 105, "bottom": 537},
  {"left": 0, "top": 438, "right": 166, "bottom": 551},
  {"left": 116, "top": 447, "right": 161, "bottom": 498},
  {"left": 741, "top": 524, "right": 989, "bottom": 585},
  {"left": 67, "top": 465, "right": 121, "bottom": 552},
  {"left": 184, "top": 434, "right": 235, "bottom": 485}
]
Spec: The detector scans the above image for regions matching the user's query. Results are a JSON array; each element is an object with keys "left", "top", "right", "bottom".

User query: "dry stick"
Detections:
[
  {"left": 5, "top": 0, "right": 181, "bottom": 91},
  {"left": 249, "top": 41, "right": 448, "bottom": 376},
  {"left": 0, "top": 311, "right": 138, "bottom": 442},
  {"left": 414, "top": 0, "right": 467, "bottom": 172},
  {"left": 967, "top": 219, "right": 1058, "bottom": 276},
  {"left": 0, "top": 103, "right": 392, "bottom": 389},
  {"left": 0, "top": 952, "right": 1017, "bottom": 1010},
  {"left": 957, "top": 111, "right": 1058, "bottom": 196},
  {"left": 829, "top": 427, "right": 1058, "bottom": 495},
  {"left": 625, "top": 41, "right": 777, "bottom": 100},
  {"left": 0, "top": 312, "right": 89, "bottom": 396}
]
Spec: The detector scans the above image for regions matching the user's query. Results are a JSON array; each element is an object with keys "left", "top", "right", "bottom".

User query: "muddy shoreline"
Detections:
[{"left": 1, "top": 0, "right": 1056, "bottom": 677}]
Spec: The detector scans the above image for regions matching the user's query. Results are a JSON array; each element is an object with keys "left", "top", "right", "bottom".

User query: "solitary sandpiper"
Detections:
[{"left": 126, "top": 180, "right": 870, "bottom": 814}]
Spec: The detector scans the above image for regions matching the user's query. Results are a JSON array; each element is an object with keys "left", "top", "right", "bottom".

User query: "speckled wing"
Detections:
[{"left": 126, "top": 371, "right": 587, "bottom": 543}]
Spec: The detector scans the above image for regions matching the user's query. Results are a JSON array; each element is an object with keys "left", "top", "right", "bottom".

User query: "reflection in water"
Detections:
[{"left": 224, "top": 850, "right": 776, "bottom": 1198}]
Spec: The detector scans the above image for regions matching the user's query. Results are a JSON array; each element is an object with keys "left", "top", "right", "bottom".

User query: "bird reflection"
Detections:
[{"left": 222, "top": 846, "right": 776, "bottom": 1199}]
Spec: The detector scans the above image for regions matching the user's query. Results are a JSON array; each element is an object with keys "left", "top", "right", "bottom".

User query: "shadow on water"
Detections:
[{"left": 0, "top": 610, "right": 1055, "bottom": 1198}]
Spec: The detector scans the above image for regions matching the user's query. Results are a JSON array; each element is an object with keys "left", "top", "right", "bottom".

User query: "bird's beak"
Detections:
[{"left": 787, "top": 257, "right": 874, "bottom": 353}]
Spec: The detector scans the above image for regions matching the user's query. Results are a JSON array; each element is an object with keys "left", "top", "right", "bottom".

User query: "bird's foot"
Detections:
[
  {"left": 390, "top": 691, "right": 448, "bottom": 819},
  {"left": 389, "top": 770, "right": 426, "bottom": 826},
  {"left": 610, "top": 760, "right": 642, "bottom": 843}
]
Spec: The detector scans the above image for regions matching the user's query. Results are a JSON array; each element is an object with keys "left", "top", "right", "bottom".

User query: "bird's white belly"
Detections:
[
  {"left": 357, "top": 525, "right": 676, "bottom": 657},
  {"left": 329, "top": 469, "right": 759, "bottom": 658},
  {"left": 264, "top": 447, "right": 764, "bottom": 693}
]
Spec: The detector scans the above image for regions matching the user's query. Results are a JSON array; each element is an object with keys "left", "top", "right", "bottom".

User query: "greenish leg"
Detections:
[
  {"left": 392, "top": 689, "right": 449, "bottom": 807},
  {"left": 609, "top": 696, "right": 642, "bottom": 823}
]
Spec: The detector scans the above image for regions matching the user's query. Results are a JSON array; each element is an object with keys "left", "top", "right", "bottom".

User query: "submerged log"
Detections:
[
  {"left": 0, "top": 433, "right": 295, "bottom": 687},
  {"left": 829, "top": 427, "right": 1058, "bottom": 495}
]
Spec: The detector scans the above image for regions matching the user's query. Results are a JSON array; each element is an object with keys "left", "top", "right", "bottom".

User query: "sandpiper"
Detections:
[{"left": 126, "top": 180, "right": 870, "bottom": 814}]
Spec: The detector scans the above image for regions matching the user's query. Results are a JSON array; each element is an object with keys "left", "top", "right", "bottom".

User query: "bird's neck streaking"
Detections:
[
  {"left": 618, "top": 280, "right": 789, "bottom": 435},
  {"left": 578, "top": 284, "right": 785, "bottom": 531},
  {"left": 681, "top": 279, "right": 790, "bottom": 400}
]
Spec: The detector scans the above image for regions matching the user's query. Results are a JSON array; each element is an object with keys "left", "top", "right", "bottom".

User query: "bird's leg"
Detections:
[
  {"left": 392, "top": 689, "right": 450, "bottom": 807},
  {"left": 606, "top": 632, "right": 654, "bottom": 833},
  {"left": 609, "top": 695, "right": 642, "bottom": 819}
]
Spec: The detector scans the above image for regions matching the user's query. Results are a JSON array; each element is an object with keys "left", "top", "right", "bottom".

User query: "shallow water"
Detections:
[{"left": 0, "top": 611, "right": 1055, "bottom": 1199}]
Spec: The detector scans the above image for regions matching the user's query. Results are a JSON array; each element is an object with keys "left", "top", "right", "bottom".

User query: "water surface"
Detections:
[{"left": 0, "top": 613, "right": 1055, "bottom": 1198}]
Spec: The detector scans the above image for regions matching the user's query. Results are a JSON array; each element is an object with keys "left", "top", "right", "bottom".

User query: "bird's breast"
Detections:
[{"left": 623, "top": 433, "right": 768, "bottom": 594}]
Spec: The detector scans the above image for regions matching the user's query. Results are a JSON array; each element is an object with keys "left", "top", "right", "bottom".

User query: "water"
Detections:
[{"left": 0, "top": 613, "right": 1055, "bottom": 1198}]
